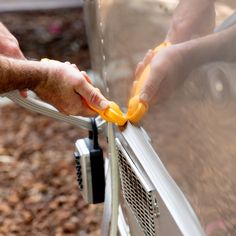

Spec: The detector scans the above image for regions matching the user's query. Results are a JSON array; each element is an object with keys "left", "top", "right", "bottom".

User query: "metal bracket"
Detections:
[{"left": 2, "top": 91, "right": 107, "bottom": 132}]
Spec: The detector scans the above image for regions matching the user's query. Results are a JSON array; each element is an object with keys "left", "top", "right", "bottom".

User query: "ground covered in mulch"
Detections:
[{"left": 0, "top": 8, "right": 102, "bottom": 236}]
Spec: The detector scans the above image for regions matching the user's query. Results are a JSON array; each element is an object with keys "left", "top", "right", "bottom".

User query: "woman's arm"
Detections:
[{"left": 139, "top": 23, "right": 236, "bottom": 104}]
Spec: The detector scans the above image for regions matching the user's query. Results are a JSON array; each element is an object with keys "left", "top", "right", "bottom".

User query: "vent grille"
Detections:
[{"left": 117, "top": 148, "right": 157, "bottom": 236}]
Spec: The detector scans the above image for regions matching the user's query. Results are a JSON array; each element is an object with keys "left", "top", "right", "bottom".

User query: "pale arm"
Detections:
[{"left": 139, "top": 24, "right": 236, "bottom": 104}]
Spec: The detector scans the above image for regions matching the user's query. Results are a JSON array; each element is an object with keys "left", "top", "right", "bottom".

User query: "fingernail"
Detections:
[
  {"left": 99, "top": 100, "right": 109, "bottom": 110},
  {"left": 140, "top": 93, "right": 149, "bottom": 103}
]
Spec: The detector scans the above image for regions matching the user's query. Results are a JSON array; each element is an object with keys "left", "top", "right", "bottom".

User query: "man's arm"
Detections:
[
  {"left": 0, "top": 56, "right": 44, "bottom": 92},
  {"left": 0, "top": 22, "right": 109, "bottom": 117},
  {"left": 0, "top": 56, "right": 109, "bottom": 116}
]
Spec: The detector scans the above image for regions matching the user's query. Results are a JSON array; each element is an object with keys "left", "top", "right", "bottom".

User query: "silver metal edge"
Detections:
[
  {"left": 3, "top": 91, "right": 106, "bottom": 132},
  {"left": 118, "top": 205, "right": 131, "bottom": 236},
  {"left": 120, "top": 122, "right": 205, "bottom": 236}
]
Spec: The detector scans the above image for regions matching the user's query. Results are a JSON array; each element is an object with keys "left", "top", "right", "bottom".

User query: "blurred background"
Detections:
[{"left": 0, "top": 0, "right": 236, "bottom": 236}]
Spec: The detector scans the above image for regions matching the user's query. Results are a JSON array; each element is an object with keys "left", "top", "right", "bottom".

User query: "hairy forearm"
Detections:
[{"left": 0, "top": 56, "right": 46, "bottom": 93}]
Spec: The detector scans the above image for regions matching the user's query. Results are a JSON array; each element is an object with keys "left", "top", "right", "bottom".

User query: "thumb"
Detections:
[{"left": 75, "top": 77, "right": 109, "bottom": 110}]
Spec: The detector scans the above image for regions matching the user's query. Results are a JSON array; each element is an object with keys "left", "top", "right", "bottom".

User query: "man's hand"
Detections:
[
  {"left": 0, "top": 22, "right": 25, "bottom": 59},
  {"left": 166, "top": 0, "right": 215, "bottom": 44},
  {"left": 34, "top": 60, "right": 109, "bottom": 116},
  {"left": 0, "top": 22, "right": 109, "bottom": 117},
  {"left": 0, "top": 56, "right": 109, "bottom": 117}
]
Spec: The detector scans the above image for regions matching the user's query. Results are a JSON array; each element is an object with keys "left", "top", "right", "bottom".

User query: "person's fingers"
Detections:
[
  {"left": 13, "top": 49, "right": 25, "bottom": 60},
  {"left": 64, "top": 61, "right": 78, "bottom": 69},
  {"left": 72, "top": 64, "right": 77, "bottom": 69},
  {"left": 35, "top": 61, "right": 101, "bottom": 117},
  {"left": 56, "top": 92, "right": 96, "bottom": 117},
  {"left": 81, "top": 71, "right": 92, "bottom": 84},
  {"left": 139, "top": 61, "right": 166, "bottom": 104},
  {"left": 65, "top": 61, "right": 79, "bottom": 70},
  {"left": 80, "top": 98, "right": 98, "bottom": 117},
  {"left": 143, "top": 49, "right": 154, "bottom": 66},
  {"left": 19, "top": 89, "right": 28, "bottom": 98},
  {"left": 130, "top": 80, "right": 138, "bottom": 97},
  {"left": 0, "top": 39, "right": 25, "bottom": 59},
  {"left": 75, "top": 76, "right": 109, "bottom": 110},
  {"left": 4, "top": 44, "right": 25, "bottom": 59},
  {"left": 68, "top": 105, "right": 96, "bottom": 117},
  {"left": 94, "top": 87, "right": 102, "bottom": 93},
  {"left": 135, "top": 62, "right": 144, "bottom": 80},
  {"left": 135, "top": 50, "right": 154, "bottom": 81},
  {"left": 57, "top": 107, "right": 70, "bottom": 116},
  {"left": 81, "top": 108, "right": 97, "bottom": 117}
]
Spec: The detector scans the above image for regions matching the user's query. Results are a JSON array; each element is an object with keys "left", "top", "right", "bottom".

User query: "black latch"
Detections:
[{"left": 74, "top": 118, "right": 105, "bottom": 204}]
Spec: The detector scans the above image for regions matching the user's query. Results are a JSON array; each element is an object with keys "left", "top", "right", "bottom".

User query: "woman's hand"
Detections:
[{"left": 137, "top": 44, "right": 189, "bottom": 105}]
